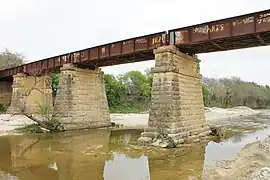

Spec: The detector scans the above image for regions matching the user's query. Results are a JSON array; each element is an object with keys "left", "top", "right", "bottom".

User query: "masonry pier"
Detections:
[
  {"left": 53, "top": 64, "right": 111, "bottom": 130},
  {"left": 138, "top": 45, "right": 211, "bottom": 146},
  {"left": 0, "top": 81, "right": 12, "bottom": 107},
  {"left": 7, "top": 73, "right": 53, "bottom": 115}
]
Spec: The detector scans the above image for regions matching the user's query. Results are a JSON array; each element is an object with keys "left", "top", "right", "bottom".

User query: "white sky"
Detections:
[{"left": 0, "top": 0, "right": 270, "bottom": 85}]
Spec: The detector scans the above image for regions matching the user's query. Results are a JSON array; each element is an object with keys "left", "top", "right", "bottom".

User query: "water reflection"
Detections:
[
  {"left": 205, "top": 128, "right": 270, "bottom": 167},
  {"left": 0, "top": 127, "right": 269, "bottom": 180},
  {"left": 0, "top": 129, "right": 112, "bottom": 180},
  {"left": 109, "top": 129, "right": 141, "bottom": 145},
  {"left": 104, "top": 152, "right": 150, "bottom": 180}
]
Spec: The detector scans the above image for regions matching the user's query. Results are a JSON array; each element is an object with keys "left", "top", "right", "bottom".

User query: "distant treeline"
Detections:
[
  {"left": 202, "top": 76, "right": 270, "bottom": 109},
  {"left": 102, "top": 71, "right": 270, "bottom": 112},
  {"left": 51, "top": 70, "right": 270, "bottom": 112}
]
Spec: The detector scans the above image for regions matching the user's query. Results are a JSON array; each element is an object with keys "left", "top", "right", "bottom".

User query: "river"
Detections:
[
  {"left": 0, "top": 127, "right": 270, "bottom": 180},
  {"left": 1, "top": 109, "right": 270, "bottom": 179}
]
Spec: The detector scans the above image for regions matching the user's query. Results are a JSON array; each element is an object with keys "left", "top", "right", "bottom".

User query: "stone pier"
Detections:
[
  {"left": 7, "top": 73, "right": 53, "bottom": 115},
  {"left": 0, "top": 81, "right": 12, "bottom": 107},
  {"left": 53, "top": 64, "right": 111, "bottom": 130},
  {"left": 138, "top": 45, "right": 211, "bottom": 146}
]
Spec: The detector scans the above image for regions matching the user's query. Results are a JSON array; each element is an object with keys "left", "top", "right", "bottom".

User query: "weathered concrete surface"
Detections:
[
  {"left": 138, "top": 45, "right": 210, "bottom": 146},
  {"left": 53, "top": 64, "right": 111, "bottom": 130},
  {"left": 7, "top": 73, "right": 53, "bottom": 115},
  {"left": 0, "top": 81, "right": 12, "bottom": 106}
]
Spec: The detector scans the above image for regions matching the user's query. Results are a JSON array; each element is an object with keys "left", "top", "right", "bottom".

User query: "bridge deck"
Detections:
[{"left": 0, "top": 9, "right": 269, "bottom": 79}]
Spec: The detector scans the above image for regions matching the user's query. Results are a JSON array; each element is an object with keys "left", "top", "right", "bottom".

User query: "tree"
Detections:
[
  {"left": 103, "top": 71, "right": 153, "bottom": 113},
  {"left": 51, "top": 73, "right": 60, "bottom": 105},
  {"left": 104, "top": 74, "right": 127, "bottom": 109},
  {"left": 0, "top": 49, "right": 25, "bottom": 70},
  {"left": 202, "top": 83, "right": 210, "bottom": 106},
  {"left": 119, "top": 71, "right": 151, "bottom": 99},
  {"left": 10, "top": 69, "right": 63, "bottom": 132},
  {"left": 202, "top": 76, "right": 270, "bottom": 109}
]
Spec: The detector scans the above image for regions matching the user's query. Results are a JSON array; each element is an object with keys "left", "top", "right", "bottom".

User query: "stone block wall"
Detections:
[
  {"left": 7, "top": 73, "right": 53, "bottom": 115},
  {"left": 0, "top": 81, "right": 12, "bottom": 106},
  {"left": 53, "top": 64, "right": 111, "bottom": 130},
  {"left": 138, "top": 45, "right": 210, "bottom": 146}
]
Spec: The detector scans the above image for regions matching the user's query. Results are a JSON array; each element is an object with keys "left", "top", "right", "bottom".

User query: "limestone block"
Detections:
[
  {"left": 138, "top": 45, "right": 210, "bottom": 147},
  {"left": 0, "top": 81, "right": 12, "bottom": 106},
  {"left": 53, "top": 64, "right": 111, "bottom": 130},
  {"left": 7, "top": 74, "right": 53, "bottom": 115}
]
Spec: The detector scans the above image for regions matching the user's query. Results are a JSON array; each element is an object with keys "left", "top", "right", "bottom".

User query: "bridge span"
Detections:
[
  {"left": 0, "top": 9, "right": 269, "bottom": 146},
  {"left": 0, "top": 9, "right": 269, "bottom": 79}
]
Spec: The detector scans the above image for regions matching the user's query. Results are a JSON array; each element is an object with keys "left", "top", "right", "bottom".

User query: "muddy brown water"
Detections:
[{"left": 0, "top": 125, "right": 270, "bottom": 180}]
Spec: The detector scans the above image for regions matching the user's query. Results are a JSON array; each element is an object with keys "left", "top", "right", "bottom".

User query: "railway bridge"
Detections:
[{"left": 0, "top": 9, "right": 270, "bottom": 144}]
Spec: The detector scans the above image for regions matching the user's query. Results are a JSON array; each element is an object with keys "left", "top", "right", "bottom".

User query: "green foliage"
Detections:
[
  {"left": 51, "top": 73, "right": 60, "bottom": 98},
  {"left": 104, "top": 74, "right": 127, "bottom": 108},
  {"left": 104, "top": 70, "right": 152, "bottom": 113},
  {"left": 16, "top": 119, "right": 63, "bottom": 134},
  {"left": 202, "top": 83, "right": 210, "bottom": 106},
  {"left": 0, "top": 104, "right": 8, "bottom": 113}
]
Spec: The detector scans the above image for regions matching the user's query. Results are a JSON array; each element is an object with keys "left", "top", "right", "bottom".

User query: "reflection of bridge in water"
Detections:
[{"left": 0, "top": 129, "right": 208, "bottom": 179}]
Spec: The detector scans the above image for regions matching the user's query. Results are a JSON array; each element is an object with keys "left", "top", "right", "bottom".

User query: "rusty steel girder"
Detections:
[{"left": 0, "top": 9, "right": 270, "bottom": 79}]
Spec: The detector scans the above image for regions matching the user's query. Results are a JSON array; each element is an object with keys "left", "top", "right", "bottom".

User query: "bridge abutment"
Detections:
[
  {"left": 53, "top": 63, "right": 111, "bottom": 130},
  {"left": 138, "top": 45, "right": 211, "bottom": 146},
  {"left": 7, "top": 73, "right": 53, "bottom": 115}
]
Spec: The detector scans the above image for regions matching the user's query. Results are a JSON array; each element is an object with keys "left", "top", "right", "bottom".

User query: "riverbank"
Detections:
[
  {"left": 111, "top": 106, "right": 262, "bottom": 128},
  {"left": 204, "top": 136, "right": 270, "bottom": 180},
  {"left": 0, "top": 106, "right": 263, "bottom": 136},
  {"left": 0, "top": 114, "right": 35, "bottom": 136}
]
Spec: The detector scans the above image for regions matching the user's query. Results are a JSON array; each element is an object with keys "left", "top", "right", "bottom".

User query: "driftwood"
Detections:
[{"left": 23, "top": 113, "right": 64, "bottom": 132}]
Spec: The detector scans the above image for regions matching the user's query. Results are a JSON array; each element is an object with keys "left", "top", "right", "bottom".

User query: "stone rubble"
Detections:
[{"left": 250, "top": 167, "right": 270, "bottom": 180}]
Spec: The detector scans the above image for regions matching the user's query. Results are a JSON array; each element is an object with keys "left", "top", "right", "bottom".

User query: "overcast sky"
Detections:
[{"left": 0, "top": 0, "right": 270, "bottom": 85}]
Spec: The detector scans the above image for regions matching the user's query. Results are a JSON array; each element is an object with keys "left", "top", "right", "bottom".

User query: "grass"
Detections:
[
  {"left": 15, "top": 119, "right": 63, "bottom": 134},
  {"left": 109, "top": 103, "right": 149, "bottom": 113},
  {"left": 16, "top": 124, "right": 44, "bottom": 133}
]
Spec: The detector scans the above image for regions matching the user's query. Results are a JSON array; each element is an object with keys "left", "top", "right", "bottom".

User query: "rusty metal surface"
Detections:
[
  {"left": 169, "top": 9, "right": 270, "bottom": 53},
  {"left": 1, "top": 9, "right": 270, "bottom": 79},
  {"left": 0, "top": 31, "right": 166, "bottom": 78}
]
